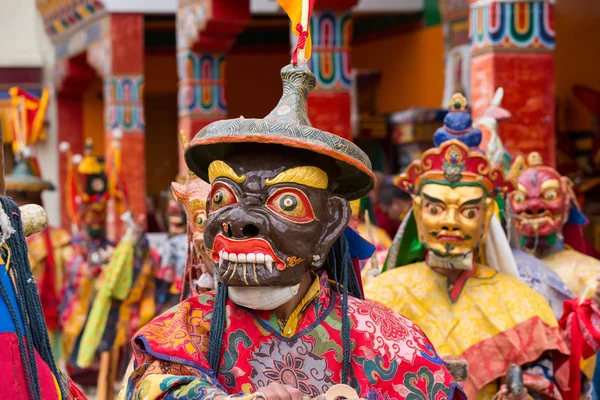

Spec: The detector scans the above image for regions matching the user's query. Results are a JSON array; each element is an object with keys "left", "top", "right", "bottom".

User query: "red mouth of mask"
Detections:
[
  {"left": 517, "top": 210, "right": 560, "bottom": 225},
  {"left": 211, "top": 234, "right": 285, "bottom": 271},
  {"left": 436, "top": 234, "right": 464, "bottom": 242}
]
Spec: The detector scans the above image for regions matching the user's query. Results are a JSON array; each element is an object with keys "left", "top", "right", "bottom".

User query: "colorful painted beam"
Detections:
[
  {"left": 176, "top": 0, "right": 251, "bottom": 175},
  {"left": 306, "top": 8, "right": 355, "bottom": 141}
]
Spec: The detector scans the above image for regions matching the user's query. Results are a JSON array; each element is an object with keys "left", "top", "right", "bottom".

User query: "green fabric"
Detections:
[
  {"left": 424, "top": 0, "right": 442, "bottom": 27},
  {"left": 496, "top": 197, "right": 506, "bottom": 222},
  {"left": 372, "top": 141, "right": 385, "bottom": 172},
  {"left": 520, "top": 233, "right": 557, "bottom": 247},
  {"left": 76, "top": 236, "right": 134, "bottom": 368},
  {"left": 360, "top": 197, "right": 377, "bottom": 227},
  {"left": 382, "top": 209, "right": 426, "bottom": 272}
]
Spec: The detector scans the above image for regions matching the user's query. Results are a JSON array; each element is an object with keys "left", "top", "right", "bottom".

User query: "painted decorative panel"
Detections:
[
  {"left": 104, "top": 75, "right": 145, "bottom": 132},
  {"left": 469, "top": 1, "right": 555, "bottom": 54},
  {"left": 309, "top": 10, "right": 353, "bottom": 91},
  {"left": 177, "top": 51, "right": 226, "bottom": 118},
  {"left": 37, "top": 0, "right": 106, "bottom": 38}
]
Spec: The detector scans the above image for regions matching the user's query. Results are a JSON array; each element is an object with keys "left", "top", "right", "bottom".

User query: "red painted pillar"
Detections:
[
  {"left": 103, "top": 14, "right": 146, "bottom": 238},
  {"left": 307, "top": 8, "right": 355, "bottom": 141},
  {"left": 56, "top": 93, "right": 84, "bottom": 230},
  {"left": 469, "top": 0, "right": 556, "bottom": 165},
  {"left": 177, "top": 51, "right": 226, "bottom": 174},
  {"left": 55, "top": 56, "right": 95, "bottom": 231}
]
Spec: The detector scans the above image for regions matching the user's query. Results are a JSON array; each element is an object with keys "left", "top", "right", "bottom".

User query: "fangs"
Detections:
[
  {"left": 519, "top": 216, "right": 554, "bottom": 228},
  {"left": 218, "top": 252, "right": 277, "bottom": 283}
]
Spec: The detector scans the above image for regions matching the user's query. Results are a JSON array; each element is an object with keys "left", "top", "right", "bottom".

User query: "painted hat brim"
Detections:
[
  {"left": 5, "top": 177, "right": 54, "bottom": 192},
  {"left": 185, "top": 118, "right": 375, "bottom": 200}
]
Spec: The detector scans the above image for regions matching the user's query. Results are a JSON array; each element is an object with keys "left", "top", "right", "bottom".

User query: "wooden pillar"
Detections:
[
  {"left": 307, "top": 8, "right": 355, "bottom": 141},
  {"left": 439, "top": 0, "right": 471, "bottom": 105},
  {"left": 176, "top": 0, "right": 250, "bottom": 175},
  {"left": 88, "top": 14, "right": 146, "bottom": 239},
  {"left": 469, "top": 0, "right": 556, "bottom": 165}
]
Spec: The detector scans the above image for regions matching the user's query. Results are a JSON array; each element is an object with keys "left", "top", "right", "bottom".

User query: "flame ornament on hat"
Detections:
[{"left": 434, "top": 93, "right": 482, "bottom": 150}]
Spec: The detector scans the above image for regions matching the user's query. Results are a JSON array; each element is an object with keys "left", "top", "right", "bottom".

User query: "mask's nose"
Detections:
[
  {"left": 241, "top": 223, "right": 260, "bottom": 238},
  {"left": 524, "top": 201, "right": 547, "bottom": 217},
  {"left": 221, "top": 207, "right": 264, "bottom": 239}
]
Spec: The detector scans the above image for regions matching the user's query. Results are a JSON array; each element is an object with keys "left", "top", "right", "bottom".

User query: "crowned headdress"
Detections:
[{"left": 397, "top": 139, "right": 514, "bottom": 197}]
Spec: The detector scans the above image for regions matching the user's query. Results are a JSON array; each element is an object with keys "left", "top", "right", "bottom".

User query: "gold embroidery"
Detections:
[
  {"left": 279, "top": 274, "right": 320, "bottom": 338},
  {"left": 265, "top": 166, "right": 328, "bottom": 189},
  {"left": 208, "top": 161, "right": 246, "bottom": 184},
  {"left": 286, "top": 256, "right": 305, "bottom": 267}
]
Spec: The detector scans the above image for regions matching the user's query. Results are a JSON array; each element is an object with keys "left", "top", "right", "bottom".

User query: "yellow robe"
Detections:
[
  {"left": 365, "top": 262, "right": 569, "bottom": 399},
  {"left": 27, "top": 227, "right": 72, "bottom": 292},
  {"left": 542, "top": 248, "right": 600, "bottom": 300}
]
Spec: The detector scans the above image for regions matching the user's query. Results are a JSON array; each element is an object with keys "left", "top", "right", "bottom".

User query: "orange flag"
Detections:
[
  {"left": 277, "top": 0, "right": 315, "bottom": 63},
  {"left": 9, "top": 87, "right": 49, "bottom": 152}
]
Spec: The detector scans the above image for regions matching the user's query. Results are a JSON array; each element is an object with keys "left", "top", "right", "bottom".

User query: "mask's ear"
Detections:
[
  {"left": 313, "top": 195, "right": 351, "bottom": 268},
  {"left": 171, "top": 182, "right": 186, "bottom": 204},
  {"left": 508, "top": 155, "right": 526, "bottom": 181},
  {"left": 562, "top": 176, "right": 580, "bottom": 208},
  {"left": 481, "top": 197, "right": 495, "bottom": 243},
  {"left": 412, "top": 195, "right": 424, "bottom": 242}
]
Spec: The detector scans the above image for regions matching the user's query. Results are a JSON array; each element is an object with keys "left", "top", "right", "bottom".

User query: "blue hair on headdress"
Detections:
[
  {"left": 344, "top": 226, "right": 376, "bottom": 260},
  {"left": 567, "top": 204, "right": 588, "bottom": 225},
  {"left": 433, "top": 95, "right": 482, "bottom": 148}
]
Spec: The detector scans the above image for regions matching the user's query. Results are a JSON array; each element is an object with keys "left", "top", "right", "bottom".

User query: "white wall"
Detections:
[
  {"left": 251, "top": 0, "right": 424, "bottom": 14},
  {"left": 103, "top": 0, "right": 177, "bottom": 13},
  {"left": 33, "top": 3, "right": 60, "bottom": 228},
  {"left": 0, "top": 0, "right": 49, "bottom": 67},
  {"left": 354, "top": 0, "right": 423, "bottom": 13}
]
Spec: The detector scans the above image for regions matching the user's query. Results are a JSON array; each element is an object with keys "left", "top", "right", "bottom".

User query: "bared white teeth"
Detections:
[{"left": 219, "top": 252, "right": 275, "bottom": 274}]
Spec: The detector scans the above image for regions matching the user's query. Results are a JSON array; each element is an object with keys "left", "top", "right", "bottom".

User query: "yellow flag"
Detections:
[{"left": 277, "top": 0, "right": 314, "bottom": 61}]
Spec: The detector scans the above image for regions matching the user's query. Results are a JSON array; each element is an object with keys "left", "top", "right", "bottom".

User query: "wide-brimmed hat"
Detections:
[
  {"left": 6, "top": 157, "right": 54, "bottom": 192},
  {"left": 185, "top": 62, "right": 374, "bottom": 200}
]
